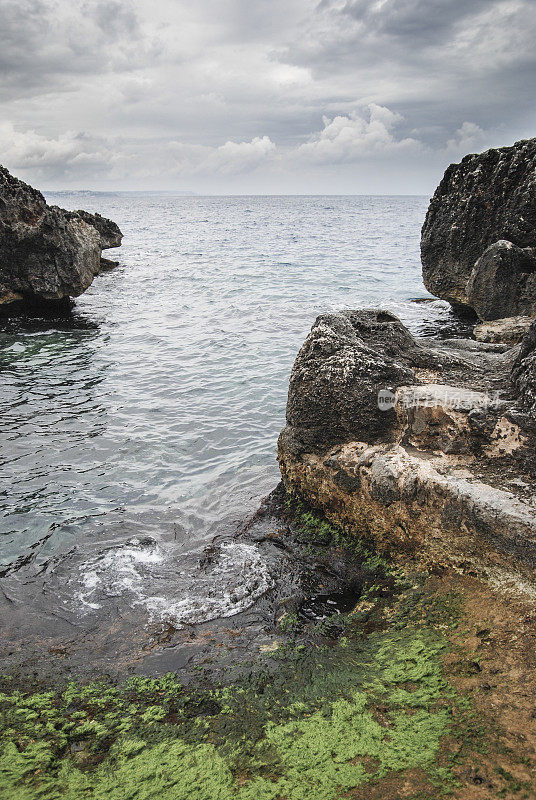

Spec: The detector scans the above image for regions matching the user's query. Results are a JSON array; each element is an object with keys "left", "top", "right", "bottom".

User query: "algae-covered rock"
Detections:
[{"left": 279, "top": 307, "right": 536, "bottom": 587}]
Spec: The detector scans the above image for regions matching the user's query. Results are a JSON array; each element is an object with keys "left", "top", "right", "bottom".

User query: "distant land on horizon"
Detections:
[
  {"left": 44, "top": 189, "right": 429, "bottom": 198},
  {"left": 45, "top": 189, "right": 199, "bottom": 197}
]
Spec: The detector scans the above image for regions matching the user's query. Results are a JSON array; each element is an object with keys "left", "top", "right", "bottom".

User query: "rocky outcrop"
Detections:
[
  {"left": 279, "top": 309, "right": 536, "bottom": 591},
  {"left": 280, "top": 310, "right": 420, "bottom": 458},
  {"left": 474, "top": 315, "right": 535, "bottom": 345},
  {"left": 466, "top": 241, "right": 536, "bottom": 320},
  {"left": 71, "top": 210, "right": 123, "bottom": 250},
  {"left": 421, "top": 139, "right": 536, "bottom": 319},
  {"left": 0, "top": 165, "right": 122, "bottom": 307},
  {"left": 512, "top": 320, "right": 536, "bottom": 420}
]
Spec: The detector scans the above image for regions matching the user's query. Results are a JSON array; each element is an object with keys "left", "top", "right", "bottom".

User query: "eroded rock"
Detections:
[
  {"left": 0, "top": 165, "right": 123, "bottom": 307},
  {"left": 466, "top": 241, "right": 536, "bottom": 320},
  {"left": 279, "top": 310, "right": 418, "bottom": 458},
  {"left": 421, "top": 138, "right": 536, "bottom": 318},
  {"left": 512, "top": 320, "right": 536, "bottom": 419},
  {"left": 72, "top": 210, "right": 123, "bottom": 250},
  {"left": 474, "top": 315, "right": 535, "bottom": 344},
  {"left": 279, "top": 309, "right": 536, "bottom": 591}
]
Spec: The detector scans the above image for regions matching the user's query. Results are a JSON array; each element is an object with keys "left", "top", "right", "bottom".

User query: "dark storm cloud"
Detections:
[
  {"left": 280, "top": 0, "right": 536, "bottom": 147},
  {"left": 329, "top": 0, "right": 491, "bottom": 44},
  {"left": 0, "top": 0, "right": 153, "bottom": 98},
  {"left": 0, "top": 0, "right": 535, "bottom": 190}
]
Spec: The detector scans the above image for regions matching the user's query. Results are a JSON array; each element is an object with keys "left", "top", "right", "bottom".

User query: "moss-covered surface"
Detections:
[
  {"left": 0, "top": 627, "right": 455, "bottom": 800},
  {"left": 1, "top": 502, "right": 535, "bottom": 800}
]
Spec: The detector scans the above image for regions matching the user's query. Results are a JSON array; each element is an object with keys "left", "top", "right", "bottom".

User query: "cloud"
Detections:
[
  {"left": 281, "top": 0, "right": 536, "bottom": 144},
  {"left": 0, "top": 122, "right": 115, "bottom": 180},
  {"left": 296, "top": 104, "right": 421, "bottom": 163},
  {"left": 200, "top": 136, "right": 276, "bottom": 175},
  {"left": 0, "top": 0, "right": 535, "bottom": 191},
  {"left": 0, "top": 0, "right": 157, "bottom": 98},
  {"left": 166, "top": 135, "right": 276, "bottom": 177},
  {"left": 445, "top": 121, "right": 486, "bottom": 155}
]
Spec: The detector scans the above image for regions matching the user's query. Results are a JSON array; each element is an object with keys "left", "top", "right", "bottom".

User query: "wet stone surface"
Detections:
[{"left": 0, "top": 485, "right": 383, "bottom": 685}]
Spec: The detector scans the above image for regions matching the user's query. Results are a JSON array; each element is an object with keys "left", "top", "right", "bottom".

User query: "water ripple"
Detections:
[{"left": 0, "top": 195, "right": 459, "bottom": 624}]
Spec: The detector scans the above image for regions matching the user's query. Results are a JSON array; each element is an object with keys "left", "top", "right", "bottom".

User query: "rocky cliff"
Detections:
[
  {"left": 0, "top": 166, "right": 122, "bottom": 307},
  {"left": 279, "top": 309, "right": 536, "bottom": 591},
  {"left": 421, "top": 138, "right": 536, "bottom": 320}
]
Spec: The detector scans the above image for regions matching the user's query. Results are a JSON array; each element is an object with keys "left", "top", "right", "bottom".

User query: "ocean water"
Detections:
[{"left": 0, "top": 195, "right": 456, "bottom": 634}]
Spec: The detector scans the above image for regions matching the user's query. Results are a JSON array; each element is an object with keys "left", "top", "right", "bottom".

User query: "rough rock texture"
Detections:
[
  {"left": 0, "top": 165, "right": 122, "bottom": 306},
  {"left": 473, "top": 315, "right": 535, "bottom": 345},
  {"left": 280, "top": 310, "right": 428, "bottom": 458},
  {"left": 512, "top": 320, "right": 536, "bottom": 419},
  {"left": 421, "top": 139, "right": 536, "bottom": 318},
  {"left": 279, "top": 309, "right": 536, "bottom": 591},
  {"left": 466, "top": 241, "right": 536, "bottom": 320},
  {"left": 71, "top": 210, "right": 123, "bottom": 250}
]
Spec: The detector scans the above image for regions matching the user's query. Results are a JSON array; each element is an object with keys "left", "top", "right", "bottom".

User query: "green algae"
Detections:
[
  {"left": 0, "top": 624, "right": 458, "bottom": 800},
  {"left": 0, "top": 504, "right": 471, "bottom": 799}
]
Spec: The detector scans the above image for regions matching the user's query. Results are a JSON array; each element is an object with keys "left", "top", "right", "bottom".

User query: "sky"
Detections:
[{"left": 1, "top": 0, "right": 535, "bottom": 194}]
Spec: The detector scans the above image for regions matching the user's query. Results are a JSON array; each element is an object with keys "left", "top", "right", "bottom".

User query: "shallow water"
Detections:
[{"left": 0, "top": 194, "right": 458, "bottom": 637}]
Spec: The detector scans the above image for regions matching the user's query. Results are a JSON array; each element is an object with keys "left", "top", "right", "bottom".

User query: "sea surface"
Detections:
[{"left": 0, "top": 195, "right": 460, "bottom": 649}]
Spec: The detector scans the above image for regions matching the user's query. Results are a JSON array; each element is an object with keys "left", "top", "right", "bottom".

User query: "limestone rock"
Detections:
[
  {"left": 466, "top": 241, "right": 536, "bottom": 320},
  {"left": 72, "top": 210, "right": 123, "bottom": 250},
  {"left": 0, "top": 165, "right": 122, "bottom": 307},
  {"left": 474, "top": 315, "right": 535, "bottom": 345},
  {"left": 421, "top": 138, "right": 536, "bottom": 317},
  {"left": 279, "top": 440, "right": 536, "bottom": 583},
  {"left": 279, "top": 310, "right": 418, "bottom": 458},
  {"left": 279, "top": 307, "right": 536, "bottom": 590},
  {"left": 512, "top": 320, "right": 536, "bottom": 419}
]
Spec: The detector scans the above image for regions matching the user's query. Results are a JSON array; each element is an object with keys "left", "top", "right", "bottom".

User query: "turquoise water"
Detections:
[{"left": 0, "top": 195, "right": 454, "bottom": 626}]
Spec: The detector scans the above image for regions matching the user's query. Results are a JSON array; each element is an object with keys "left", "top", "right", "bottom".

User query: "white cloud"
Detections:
[
  {"left": 445, "top": 121, "right": 486, "bottom": 155},
  {"left": 295, "top": 104, "right": 421, "bottom": 163},
  {"left": 1, "top": 0, "right": 534, "bottom": 191},
  {"left": 0, "top": 122, "right": 115, "bottom": 180},
  {"left": 168, "top": 135, "right": 276, "bottom": 176},
  {"left": 201, "top": 136, "right": 276, "bottom": 175}
]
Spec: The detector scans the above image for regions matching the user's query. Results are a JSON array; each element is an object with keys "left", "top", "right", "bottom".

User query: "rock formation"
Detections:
[
  {"left": 71, "top": 210, "right": 123, "bottom": 250},
  {"left": 421, "top": 138, "right": 536, "bottom": 320},
  {"left": 512, "top": 320, "right": 536, "bottom": 420},
  {"left": 473, "top": 315, "right": 534, "bottom": 345},
  {"left": 279, "top": 309, "right": 536, "bottom": 590},
  {"left": 0, "top": 165, "right": 122, "bottom": 307}
]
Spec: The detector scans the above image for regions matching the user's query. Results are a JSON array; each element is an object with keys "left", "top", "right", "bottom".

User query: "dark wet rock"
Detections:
[
  {"left": 279, "top": 309, "right": 417, "bottom": 458},
  {"left": 0, "top": 165, "right": 122, "bottom": 307},
  {"left": 466, "top": 241, "right": 536, "bottom": 320},
  {"left": 512, "top": 320, "right": 536, "bottom": 419},
  {"left": 421, "top": 138, "right": 536, "bottom": 318},
  {"left": 100, "top": 257, "right": 120, "bottom": 270}
]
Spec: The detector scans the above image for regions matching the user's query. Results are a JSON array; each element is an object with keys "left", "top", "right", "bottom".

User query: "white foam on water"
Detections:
[
  {"left": 143, "top": 541, "right": 273, "bottom": 625},
  {"left": 73, "top": 536, "right": 273, "bottom": 625}
]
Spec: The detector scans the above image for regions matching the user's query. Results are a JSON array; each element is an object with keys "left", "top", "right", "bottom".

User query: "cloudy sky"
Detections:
[{"left": 1, "top": 0, "right": 535, "bottom": 193}]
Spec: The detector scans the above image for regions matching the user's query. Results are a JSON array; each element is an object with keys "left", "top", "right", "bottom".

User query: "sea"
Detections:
[{"left": 0, "top": 194, "right": 462, "bottom": 670}]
